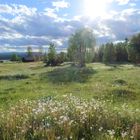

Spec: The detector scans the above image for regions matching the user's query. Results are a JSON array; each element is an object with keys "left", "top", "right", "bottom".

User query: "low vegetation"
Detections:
[
  {"left": 42, "top": 66, "right": 95, "bottom": 83},
  {"left": 0, "top": 95, "right": 140, "bottom": 140},
  {"left": 0, "top": 62, "right": 140, "bottom": 139}
]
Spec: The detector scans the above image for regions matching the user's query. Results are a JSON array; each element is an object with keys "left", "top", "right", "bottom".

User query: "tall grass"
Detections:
[{"left": 0, "top": 95, "right": 140, "bottom": 140}]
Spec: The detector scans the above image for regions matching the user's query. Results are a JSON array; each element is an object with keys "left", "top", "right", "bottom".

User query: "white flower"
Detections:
[
  {"left": 121, "top": 131, "right": 127, "bottom": 138},
  {"left": 107, "top": 129, "right": 115, "bottom": 138},
  {"left": 99, "top": 127, "right": 103, "bottom": 132},
  {"left": 56, "top": 136, "right": 61, "bottom": 140}
]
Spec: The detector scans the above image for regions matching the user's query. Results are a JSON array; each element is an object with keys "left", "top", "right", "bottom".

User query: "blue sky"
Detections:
[{"left": 0, "top": 0, "right": 140, "bottom": 52}]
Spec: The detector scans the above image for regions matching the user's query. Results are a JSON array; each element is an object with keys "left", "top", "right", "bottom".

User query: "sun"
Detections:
[{"left": 83, "top": 0, "right": 107, "bottom": 19}]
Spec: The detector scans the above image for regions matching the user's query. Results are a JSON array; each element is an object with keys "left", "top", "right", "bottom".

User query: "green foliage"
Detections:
[
  {"left": 45, "top": 44, "right": 66, "bottom": 66},
  {"left": 57, "top": 52, "right": 67, "bottom": 63},
  {"left": 43, "top": 66, "right": 95, "bottom": 83},
  {"left": 48, "top": 43, "right": 56, "bottom": 62},
  {"left": 27, "top": 46, "right": 33, "bottom": 57},
  {"left": 127, "top": 33, "right": 140, "bottom": 63},
  {"left": 92, "top": 33, "right": 140, "bottom": 64},
  {"left": 45, "top": 43, "right": 62, "bottom": 66},
  {"left": 103, "top": 43, "right": 116, "bottom": 63},
  {"left": 115, "top": 43, "right": 128, "bottom": 62},
  {"left": 85, "top": 51, "right": 94, "bottom": 63},
  {"left": 11, "top": 53, "right": 21, "bottom": 61},
  {"left": 68, "top": 28, "right": 96, "bottom": 67},
  {"left": 127, "top": 44, "right": 137, "bottom": 63},
  {"left": 93, "top": 45, "right": 104, "bottom": 62}
]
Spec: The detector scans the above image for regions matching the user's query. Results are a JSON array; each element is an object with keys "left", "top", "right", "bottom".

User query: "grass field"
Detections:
[
  {"left": 0, "top": 62, "right": 140, "bottom": 108},
  {"left": 0, "top": 62, "right": 140, "bottom": 139}
]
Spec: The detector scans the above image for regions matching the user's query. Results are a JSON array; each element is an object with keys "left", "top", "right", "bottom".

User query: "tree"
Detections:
[
  {"left": 57, "top": 52, "right": 67, "bottom": 63},
  {"left": 94, "top": 45, "right": 105, "bottom": 62},
  {"left": 103, "top": 43, "right": 116, "bottom": 63},
  {"left": 46, "top": 43, "right": 57, "bottom": 66},
  {"left": 11, "top": 53, "right": 21, "bottom": 61},
  {"left": 127, "top": 33, "right": 140, "bottom": 63},
  {"left": 48, "top": 43, "right": 56, "bottom": 62},
  {"left": 68, "top": 28, "right": 96, "bottom": 67},
  {"left": 115, "top": 42, "right": 128, "bottom": 62},
  {"left": 27, "top": 46, "right": 33, "bottom": 57}
]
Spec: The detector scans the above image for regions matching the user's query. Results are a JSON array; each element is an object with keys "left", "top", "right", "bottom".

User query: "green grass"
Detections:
[
  {"left": 0, "top": 62, "right": 140, "bottom": 139},
  {"left": 0, "top": 62, "right": 140, "bottom": 108}
]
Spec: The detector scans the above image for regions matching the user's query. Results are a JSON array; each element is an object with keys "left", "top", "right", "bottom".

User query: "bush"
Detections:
[{"left": 42, "top": 66, "right": 95, "bottom": 83}]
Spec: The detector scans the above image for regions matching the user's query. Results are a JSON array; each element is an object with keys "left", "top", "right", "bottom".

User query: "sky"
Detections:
[{"left": 0, "top": 0, "right": 140, "bottom": 52}]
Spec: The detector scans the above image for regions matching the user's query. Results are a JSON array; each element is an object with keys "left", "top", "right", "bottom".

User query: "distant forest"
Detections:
[{"left": 0, "top": 31, "right": 140, "bottom": 64}]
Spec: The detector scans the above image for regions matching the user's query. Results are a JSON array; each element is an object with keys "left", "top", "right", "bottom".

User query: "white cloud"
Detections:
[
  {"left": 0, "top": 4, "right": 37, "bottom": 16},
  {"left": 0, "top": 32, "right": 23, "bottom": 40},
  {"left": 13, "top": 4, "right": 37, "bottom": 16},
  {"left": 116, "top": 0, "right": 130, "bottom": 5},
  {"left": 52, "top": 38, "right": 63, "bottom": 46},
  {"left": 0, "top": 1, "right": 140, "bottom": 52},
  {"left": 0, "top": 4, "right": 13, "bottom": 14},
  {"left": 52, "top": 0, "right": 70, "bottom": 11},
  {"left": 129, "top": 3, "right": 136, "bottom": 7},
  {"left": 44, "top": 8, "right": 58, "bottom": 18}
]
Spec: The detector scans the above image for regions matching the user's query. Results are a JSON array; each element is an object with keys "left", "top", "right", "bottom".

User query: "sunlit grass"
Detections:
[
  {"left": 0, "top": 95, "right": 140, "bottom": 140},
  {"left": 0, "top": 62, "right": 140, "bottom": 108},
  {"left": 0, "top": 62, "right": 140, "bottom": 139}
]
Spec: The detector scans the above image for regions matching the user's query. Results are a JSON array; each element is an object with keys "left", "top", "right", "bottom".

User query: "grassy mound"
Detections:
[
  {"left": 114, "top": 79, "right": 127, "bottom": 86},
  {"left": 41, "top": 66, "right": 95, "bottom": 83}
]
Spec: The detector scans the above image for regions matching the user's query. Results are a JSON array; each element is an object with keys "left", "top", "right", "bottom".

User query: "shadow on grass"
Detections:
[
  {"left": 0, "top": 88, "right": 16, "bottom": 95},
  {"left": 41, "top": 66, "right": 96, "bottom": 83},
  {"left": 106, "top": 62, "right": 140, "bottom": 68},
  {"left": 113, "top": 79, "right": 127, "bottom": 86},
  {"left": 0, "top": 74, "right": 29, "bottom": 81},
  {"left": 102, "top": 88, "right": 136, "bottom": 103}
]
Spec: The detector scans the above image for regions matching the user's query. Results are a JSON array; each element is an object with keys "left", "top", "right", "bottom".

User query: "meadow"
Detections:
[{"left": 0, "top": 62, "right": 140, "bottom": 139}]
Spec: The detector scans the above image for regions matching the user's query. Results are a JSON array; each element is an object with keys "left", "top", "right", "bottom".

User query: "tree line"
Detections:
[
  {"left": 93, "top": 37, "right": 140, "bottom": 64},
  {"left": 10, "top": 44, "right": 67, "bottom": 66},
  {"left": 10, "top": 28, "right": 140, "bottom": 66},
  {"left": 67, "top": 28, "right": 140, "bottom": 67}
]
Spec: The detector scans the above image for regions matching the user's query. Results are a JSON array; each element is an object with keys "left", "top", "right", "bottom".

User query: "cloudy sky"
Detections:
[{"left": 0, "top": 0, "right": 140, "bottom": 52}]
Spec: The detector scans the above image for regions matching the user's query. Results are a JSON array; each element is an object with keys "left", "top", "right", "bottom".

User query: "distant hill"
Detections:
[{"left": 0, "top": 52, "right": 39, "bottom": 60}]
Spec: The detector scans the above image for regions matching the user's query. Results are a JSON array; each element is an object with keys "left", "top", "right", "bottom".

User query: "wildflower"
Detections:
[
  {"left": 130, "top": 135, "right": 134, "bottom": 139},
  {"left": 121, "top": 131, "right": 127, "bottom": 138},
  {"left": 107, "top": 130, "right": 115, "bottom": 139},
  {"left": 63, "top": 95, "right": 67, "bottom": 98},
  {"left": 56, "top": 136, "right": 61, "bottom": 140},
  {"left": 99, "top": 127, "right": 103, "bottom": 132}
]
